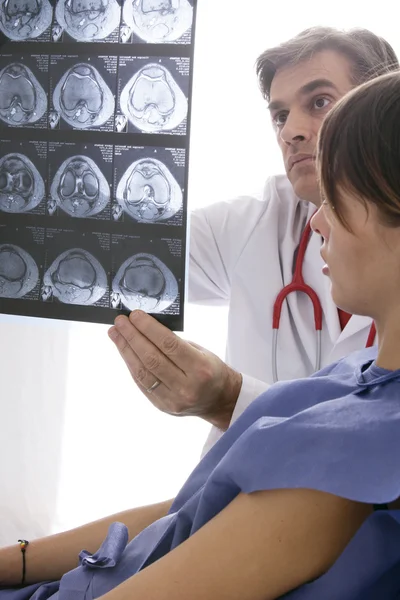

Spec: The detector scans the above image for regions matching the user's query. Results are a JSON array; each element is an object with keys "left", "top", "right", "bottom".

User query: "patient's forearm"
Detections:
[{"left": 0, "top": 498, "right": 173, "bottom": 586}]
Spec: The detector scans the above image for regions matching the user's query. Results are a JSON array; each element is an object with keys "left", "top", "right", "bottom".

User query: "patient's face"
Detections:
[{"left": 311, "top": 191, "right": 400, "bottom": 318}]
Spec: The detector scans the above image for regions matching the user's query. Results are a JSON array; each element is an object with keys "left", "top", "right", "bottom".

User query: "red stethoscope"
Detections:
[{"left": 272, "top": 217, "right": 377, "bottom": 383}]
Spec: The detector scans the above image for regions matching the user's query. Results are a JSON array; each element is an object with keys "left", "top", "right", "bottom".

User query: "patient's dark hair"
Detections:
[
  {"left": 317, "top": 70, "right": 400, "bottom": 229},
  {"left": 256, "top": 26, "right": 399, "bottom": 102}
]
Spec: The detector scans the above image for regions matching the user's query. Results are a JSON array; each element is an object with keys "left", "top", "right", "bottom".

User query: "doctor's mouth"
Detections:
[{"left": 288, "top": 153, "right": 315, "bottom": 170}]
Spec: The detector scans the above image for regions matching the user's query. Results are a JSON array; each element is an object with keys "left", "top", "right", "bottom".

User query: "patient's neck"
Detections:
[{"left": 375, "top": 312, "right": 400, "bottom": 371}]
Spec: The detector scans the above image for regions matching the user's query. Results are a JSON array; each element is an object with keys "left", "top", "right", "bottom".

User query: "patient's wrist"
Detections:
[{"left": 0, "top": 544, "right": 22, "bottom": 586}]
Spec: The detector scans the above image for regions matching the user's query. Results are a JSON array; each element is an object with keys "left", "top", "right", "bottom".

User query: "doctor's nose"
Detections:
[{"left": 279, "top": 111, "right": 313, "bottom": 146}]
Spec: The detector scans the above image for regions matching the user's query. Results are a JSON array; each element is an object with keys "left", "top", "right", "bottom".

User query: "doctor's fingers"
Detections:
[
  {"left": 126, "top": 309, "right": 213, "bottom": 373},
  {"left": 108, "top": 323, "right": 206, "bottom": 415},
  {"left": 108, "top": 316, "right": 186, "bottom": 391}
]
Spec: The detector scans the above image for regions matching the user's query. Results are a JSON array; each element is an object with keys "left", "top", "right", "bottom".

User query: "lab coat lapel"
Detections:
[{"left": 330, "top": 313, "right": 374, "bottom": 358}]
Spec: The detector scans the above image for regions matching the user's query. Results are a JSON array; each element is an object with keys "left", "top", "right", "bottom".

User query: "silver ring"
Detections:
[{"left": 146, "top": 379, "right": 161, "bottom": 393}]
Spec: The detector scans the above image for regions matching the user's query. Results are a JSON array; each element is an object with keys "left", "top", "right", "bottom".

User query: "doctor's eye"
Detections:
[
  {"left": 272, "top": 111, "right": 288, "bottom": 127},
  {"left": 312, "top": 96, "right": 331, "bottom": 111}
]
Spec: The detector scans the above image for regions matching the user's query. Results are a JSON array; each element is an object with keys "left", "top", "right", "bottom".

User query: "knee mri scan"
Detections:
[
  {"left": 122, "top": 0, "right": 193, "bottom": 43},
  {"left": 0, "top": 244, "right": 39, "bottom": 298},
  {"left": 0, "top": 63, "right": 47, "bottom": 126},
  {"left": 0, "top": 153, "right": 45, "bottom": 213},
  {"left": 50, "top": 155, "right": 110, "bottom": 218},
  {"left": 55, "top": 0, "right": 121, "bottom": 41},
  {"left": 53, "top": 63, "right": 115, "bottom": 129},
  {"left": 42, "top": 248, "right": 107, "bottom": 305},
  {"left": 111, "top": 252, "right": 178, "bottom": 313},
  {"left": 0, "top": 0, "right": 52, "bottom": 40},
  {"left": 116, "top": 157, "right": 182, "bottom": 222},
  {"left": 120, "top": 63, "right": 187, "bottom": 132}
]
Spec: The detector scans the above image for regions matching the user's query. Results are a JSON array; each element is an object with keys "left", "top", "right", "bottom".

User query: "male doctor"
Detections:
[{"left": 108, "top": 26, "right": 399, "bottom": 452}]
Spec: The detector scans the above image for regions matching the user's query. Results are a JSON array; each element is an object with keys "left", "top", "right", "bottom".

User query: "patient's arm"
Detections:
[
  {"left": 0, "top": 499, "right": 173, "bottom": 586},
  {"left": 102, "top": 488, "right": 372, "bottom": 600}
]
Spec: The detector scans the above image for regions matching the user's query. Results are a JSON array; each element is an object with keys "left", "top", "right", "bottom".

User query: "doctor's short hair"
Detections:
[
  {"left": 316, "top": 69, "right": 400, "bottom": 229},
  {"left": 256, "top": 26, "right": 399, "bottom": 102}
]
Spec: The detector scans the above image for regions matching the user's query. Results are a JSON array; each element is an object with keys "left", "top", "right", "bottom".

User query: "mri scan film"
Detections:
[{"left": 0, "top": 0, "right": 196, "bottom": 328}]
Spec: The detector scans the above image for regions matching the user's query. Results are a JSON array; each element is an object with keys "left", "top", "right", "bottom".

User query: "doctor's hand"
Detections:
[{"left": 108, "top": 310, "right": 242, "bottom": 431}]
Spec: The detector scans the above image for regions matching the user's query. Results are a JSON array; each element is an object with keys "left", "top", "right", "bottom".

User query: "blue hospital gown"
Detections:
[{"left": 2, "top": 347, "right": 400, "bottom": 600}]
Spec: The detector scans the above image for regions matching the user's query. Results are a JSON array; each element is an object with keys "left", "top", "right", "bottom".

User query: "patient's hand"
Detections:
[{"left": 108, "top": 311, "right": 242, "bottom": 430}]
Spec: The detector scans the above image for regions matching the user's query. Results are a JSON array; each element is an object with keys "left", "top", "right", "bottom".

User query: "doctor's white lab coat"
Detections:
[{"left": 189, "top": 174, "right": 374, "bottom": 453}]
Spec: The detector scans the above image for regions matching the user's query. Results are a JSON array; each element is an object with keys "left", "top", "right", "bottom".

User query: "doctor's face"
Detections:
[
  {"left": 311, "top": 191, "right": 400, "bottom": 319},
  {"left": 268, "top": 51, "right": 354, "bottom": 206}
]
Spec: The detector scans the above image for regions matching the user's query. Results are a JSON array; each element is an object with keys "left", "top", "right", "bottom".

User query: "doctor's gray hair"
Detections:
[
  {"left": 317, "top": 70, "right": 400, "bottom": 229},
  {"left": 256, "top": 27, "right": 399, "bottom": 102}
]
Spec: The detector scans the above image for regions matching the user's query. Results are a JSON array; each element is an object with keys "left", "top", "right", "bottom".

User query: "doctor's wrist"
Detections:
[{"left": 204, "top": 368, "right": 243, "bottom": 432}]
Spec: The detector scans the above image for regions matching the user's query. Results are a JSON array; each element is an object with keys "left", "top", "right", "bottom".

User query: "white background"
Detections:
[{"left": 1, "top": 0, "right": 399, "bottom": 544}]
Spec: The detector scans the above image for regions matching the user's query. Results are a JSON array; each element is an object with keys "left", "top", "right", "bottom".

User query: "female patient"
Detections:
[{"left": 2, "top": 71, "right": 400, "bottom": 600}]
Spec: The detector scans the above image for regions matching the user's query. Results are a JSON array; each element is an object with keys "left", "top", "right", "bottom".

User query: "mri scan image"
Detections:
[
  {"left": 0, "top": 244, "right": 39, "bottom": 298},
  {"left": 42, "top": 248, "right": 107, "bottom": 305},
  {"left": 0, "top": 63, "right": 47, "bottom": 126},
  {"left": 111, "top": 252, "right": 178, "bottom": 312},
  {"left": 0, "top": 0, "right": 52, "bottom": 40},
  {"left": 53, "top": 63, "right": 115, "bottom": 129},
  {"left": 0, "top": 153, "right": 45, "bottom": 213},
  {"left": 116, "top": 157, "right": 182, "bottom": 222},
  {"left": 51, "top": 21, "right": 63, "bottom": 41},
  {"left": 120, "top": 63, "right": 187, "bottom": 132},
  {"left": 114, "top": 113, "right": 127, "bottom": 132},
  {"left": 55, "top": 0, "right": 121, "bottom": 41},
  {"left": 50, "top": 155, "right": 110, "bottom": 218},
  {"left": 122, "top": 0, "right": 193, "bottom": 43}
]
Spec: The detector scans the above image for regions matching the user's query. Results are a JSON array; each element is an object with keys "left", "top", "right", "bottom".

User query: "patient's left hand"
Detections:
[{"left": 108, "top": 311, "right": 242, "bottom": 429}]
